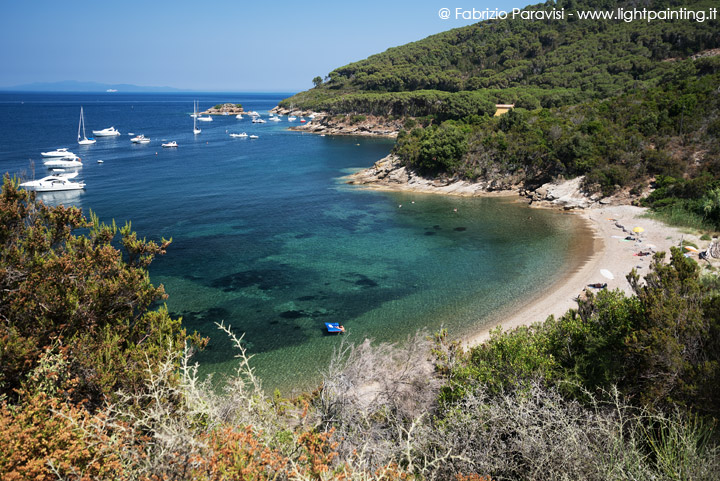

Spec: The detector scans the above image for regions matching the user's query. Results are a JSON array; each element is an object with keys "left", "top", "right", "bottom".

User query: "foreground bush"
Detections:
[{"left": 0, "top": 175, "right": 202, "bottom": 408}]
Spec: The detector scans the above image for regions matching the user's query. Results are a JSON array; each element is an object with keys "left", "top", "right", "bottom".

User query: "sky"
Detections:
[{"left": 1, "top": 0, "right": 530, "bottom": 92}]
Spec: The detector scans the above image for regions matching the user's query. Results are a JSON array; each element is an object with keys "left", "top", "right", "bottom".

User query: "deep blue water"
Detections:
[{"left": 0, "top": 92, "right": 584, "bottom": 393}]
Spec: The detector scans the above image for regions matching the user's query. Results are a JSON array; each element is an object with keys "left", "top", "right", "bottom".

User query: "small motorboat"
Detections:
[
  {"left": 92, "top": 126, "right": 121, "bottom": 137},
  {"left": 229, "top": 132, "right": 248, "bottom": 138},
  {"left": 288, "top": 116, "right": 297, "bottom": 122},
  {"left": 44, "top": 157, "right": 83, "bottom": 168},
  {"left": 249, "top": 134, "right": 259, "bottom": 139},
  {"left": 161, "top": 141, "right": 178, "bottom": 148},
  {"left": 236, "top": 114, "right": 243, "bottom": 119},
  {"left": 325, "top": 322, "right": 345, "bottom": 334},
  {"left": 269, "top": 116, "right": 281, "bottom": 122},
  {"left": 131, "top": 134, "right": 151, "bottom": 144},
  {"left": 197, "top": 115, "right": 213, "bottom": 122},
  {"left": 20, "top": 172, "right": 85, "bottom": 192},
  {"left": 41, "top": 148, "right": 74, "bottom": 158}
]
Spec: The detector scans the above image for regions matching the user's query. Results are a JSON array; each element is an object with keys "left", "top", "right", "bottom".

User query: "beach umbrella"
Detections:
[
  {"left": 600, "top": 269, "right": 614, "bottom": 280},
  {"left": 633, "top": 227, "right": 644, "bottom": 233}
]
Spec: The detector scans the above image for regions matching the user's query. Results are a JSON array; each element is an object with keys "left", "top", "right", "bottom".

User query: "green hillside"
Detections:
[
  {"left": 282, "top": 0, "right": 720, "bottom": 229},
  {"left": 282, "top": 0, "right": 719, "bottom": 114}
]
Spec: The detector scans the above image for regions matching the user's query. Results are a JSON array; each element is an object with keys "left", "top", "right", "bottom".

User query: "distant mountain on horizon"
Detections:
[{"left": 1, "top": 80, "right": 184, "bottom": 92}]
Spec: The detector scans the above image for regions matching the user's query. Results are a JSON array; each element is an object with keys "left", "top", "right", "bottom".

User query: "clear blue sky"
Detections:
[{"left": 1, "top": 0, "right": 529, "bottom": 92}]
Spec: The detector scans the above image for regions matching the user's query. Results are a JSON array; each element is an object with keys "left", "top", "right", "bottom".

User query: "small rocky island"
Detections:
[{"left": 200, "top": 103, "right": 245, "bottom": 116}]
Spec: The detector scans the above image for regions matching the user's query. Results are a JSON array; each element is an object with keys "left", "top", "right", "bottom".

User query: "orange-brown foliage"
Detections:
[
  {"left": 197, "top": 426, "right": 287, "bottom": 480},
  {"left": 0, "top": 392, "right": 123, "bottom": 480},
  {"left": 455, "top": 474, "right": 494, "bottom": 481}
]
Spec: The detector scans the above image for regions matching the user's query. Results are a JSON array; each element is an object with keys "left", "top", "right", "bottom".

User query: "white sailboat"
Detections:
[
  {"left": 193, "top": 101, "right": 201, "bottom": 135},
  {"left": 77, "top": 107, "right": 96, "bottom": 145}
]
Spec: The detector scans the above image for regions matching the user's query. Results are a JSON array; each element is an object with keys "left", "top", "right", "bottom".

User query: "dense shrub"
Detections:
[{"left": 0, "top": 176, "right": 201, "bottom": 408}]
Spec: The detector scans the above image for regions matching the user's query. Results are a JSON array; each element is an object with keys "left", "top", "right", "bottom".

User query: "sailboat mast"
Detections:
[
  {"left": 81, "top": 107, "right": 87, "bottom": 139},
  {"left": 193, "top": 100, "right": 201, "bottom": 134}
]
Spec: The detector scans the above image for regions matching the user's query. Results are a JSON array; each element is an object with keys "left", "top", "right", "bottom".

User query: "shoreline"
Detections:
[
  {"left": 341, "top": 156, "right": 706, "bottom": 349},
  {"left": 462, "top": 209, "right": 601, "bottom": 347},
  {"left": 464, "top": 203, "right": 703, "bottom": 347}
]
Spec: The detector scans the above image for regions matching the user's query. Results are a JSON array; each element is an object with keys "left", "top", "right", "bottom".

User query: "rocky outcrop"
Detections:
[
  {"left": 522, "top": 177, "right": 595, "bottom": 210},
  {"left": 271, "top": 108, "right": 402, "bottom": 137},
  {"left": 346, "top": 155, "right": 523, "bottom": 197}
]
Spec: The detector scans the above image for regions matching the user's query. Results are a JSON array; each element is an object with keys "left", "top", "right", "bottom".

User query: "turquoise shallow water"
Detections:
[{"left": 0, "top": 92, "right": 584, "bottom": 393}]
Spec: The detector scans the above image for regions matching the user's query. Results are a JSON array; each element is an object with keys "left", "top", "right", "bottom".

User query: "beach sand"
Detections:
[{"left": 463, "top": 204, "right": 703, "bottom": 347}]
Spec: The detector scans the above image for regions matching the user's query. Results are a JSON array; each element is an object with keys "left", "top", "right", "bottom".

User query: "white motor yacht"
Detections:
[
  {"left": 197, "top": 116, "right": 213, "bottom": 122},
  {"left": 229, "top": 132, "right": 248, "bottom": 138},
  {"left": 288, "top": 116, "right": 297, "bottom": 122},
  {"left": 131, "top": 134, "right": 151, "bottom": 144},
  {"left": 44, "top": 157, "right": 83, "bottom": 169},
  {"left": 161, "top": 141, "right": 178, "bottom": 148},
  {"left": 269, "top": 116, "right": 281, "bottom": 122},
  {"left": 249, "top": 134, "right": 259, "bottom": 139},
  {"left": 93, "top": 126, "right": 121, "bottom": 137},
  {"left": 20, "top": 172, "right": 85, "bottom": 192},
  {"left": 41, "top": 148, "right": 75, "bottom": 158},
  {"left": 236, "top": 114, "right": 243, "bottom": 119}
]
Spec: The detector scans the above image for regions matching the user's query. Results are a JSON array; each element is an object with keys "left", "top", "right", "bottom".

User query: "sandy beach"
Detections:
[{"left": 464, "top": 203, "right": 704, "bottom": 346}]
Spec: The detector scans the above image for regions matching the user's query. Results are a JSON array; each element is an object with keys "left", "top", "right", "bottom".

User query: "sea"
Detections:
[{"left": 0, "top": 92, "right": 587, "bottom": 393}]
